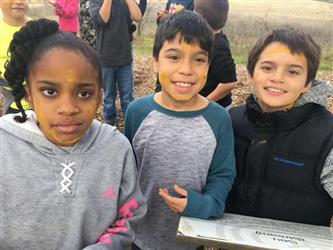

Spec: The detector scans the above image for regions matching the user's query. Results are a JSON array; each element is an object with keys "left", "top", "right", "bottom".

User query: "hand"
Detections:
[
  {"left": 157, "top": 9, "right": 168, "bottom": 22},
  {"left": 159, "top": 184, "right": 188, "bottom": 213}
]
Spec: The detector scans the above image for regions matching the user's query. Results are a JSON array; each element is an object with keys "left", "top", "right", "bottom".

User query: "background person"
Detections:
[{"left": 90, "top": 0, "right": 142, "bottom": 126}]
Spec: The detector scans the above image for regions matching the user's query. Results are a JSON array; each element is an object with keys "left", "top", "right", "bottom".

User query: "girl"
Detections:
[
  {"left": 1, "top": 18, "right": 145, "bottom": 249},
  {"left": 49, "top": 0, "right": 79, "bottom": 34}
]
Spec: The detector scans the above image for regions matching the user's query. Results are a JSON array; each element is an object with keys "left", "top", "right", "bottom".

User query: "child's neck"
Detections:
[
  {"left": 3, "top": 14, "right": 27, "bottom": 27},
  {"left": 154, "top": 92, "right": 209, "bottom": 112}
]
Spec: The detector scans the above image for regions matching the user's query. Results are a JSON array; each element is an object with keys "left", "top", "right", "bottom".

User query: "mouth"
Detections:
[
  {"left": 52, "top": 122, "right": 83, "bottom": 134},
  {"left": 264, "top": 87, "right": 286, "bottom": 96},
  {"left": 11, "top": 7, "right": 25, "bottom": 11},
  {"left": 173, "top": 81, "right": 194, "bottom": 91}
]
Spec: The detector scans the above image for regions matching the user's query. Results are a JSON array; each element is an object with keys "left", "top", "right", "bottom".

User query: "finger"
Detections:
[
  {"left": 174, "top": 184, "right": 188, "bottom": 198},
  {"left": 162, "top": 198, "right": 181, "bottom": 213}
]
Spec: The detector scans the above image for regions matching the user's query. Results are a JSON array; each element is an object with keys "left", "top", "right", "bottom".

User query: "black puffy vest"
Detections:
[{"left": 226, "top": 95, "right": 333, "bottom": 226}]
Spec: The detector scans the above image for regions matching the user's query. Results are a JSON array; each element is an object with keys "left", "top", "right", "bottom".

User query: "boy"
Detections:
[
  {"left": 0, "top": 0, "right": 29, "bottom": 114},
  {"left": 89, "top": 0, "right": 142, "bottom": 126},
  {"left": 125, "top": 10, "right": 236, "bottom": 249},
  {"left": 195, "top": 0, "right": 237, "bottom": 109},
  {"left": 226, "top": 27, "right": 333, "bottom": 226}
]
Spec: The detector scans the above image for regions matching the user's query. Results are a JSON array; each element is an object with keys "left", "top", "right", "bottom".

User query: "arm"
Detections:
[
  {"left": 83, "top": 146, "right": 146, "bottom": 249},
  {"left": 126, "top": 0, "right": 142, "bottom": 22},
  {"left": 182, "top": 112, "right": 236, "bottom": 219},
  {"left": 207, "top": 35, "right": 237, "bottom": 101},
  {"left": 206, "top": 82, "right": 237, "bottom": 102},
  {"left": 54, "top": 0, "right": 78, "bottom": 18},
  {"left": 321, "top": 148, "right": 333, "bottom": 198},
  {"left": 99, "top": 0, "right": 112, "bottom": 23},
  {"left": 89, "top": 0, "right": 111, "bottom": 26},
  {"left": 159, "top": 110, "right": 236, "bottom": 219}
]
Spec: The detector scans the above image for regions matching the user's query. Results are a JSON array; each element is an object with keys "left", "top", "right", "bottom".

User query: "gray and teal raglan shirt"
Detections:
[
  {"left": 0, "top": 110, "right": 146, "bottom": 250},
  {"left": 124, "top": 95, "right": 236, "bottom": 250}
]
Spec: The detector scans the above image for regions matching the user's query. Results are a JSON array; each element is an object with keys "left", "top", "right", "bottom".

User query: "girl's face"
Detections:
[{"left": 25, "top": 48, "right": 102, "bottom": 147}]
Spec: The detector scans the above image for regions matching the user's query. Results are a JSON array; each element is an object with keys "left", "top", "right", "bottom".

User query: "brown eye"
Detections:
[
  {"left": 78, "top": 90, "right": 93, "bottom": 99},
  {"left": 42, "top": 88, "right": 57, "bottom": 97}
]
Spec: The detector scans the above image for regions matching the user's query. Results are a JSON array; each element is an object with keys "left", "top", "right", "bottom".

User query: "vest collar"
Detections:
[{"left": 246, "top": 94, "right": 318, "bottom": 132}]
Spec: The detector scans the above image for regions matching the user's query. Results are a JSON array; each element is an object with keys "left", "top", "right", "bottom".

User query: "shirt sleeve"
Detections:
[
  {"left": 82, "top": 143, "right": 146, "bottom": 249},
  {"left": 124, "top": 96, "right": 152, "bottom": 143},
  {"left": 181, "top": 106, "right": 236, "bottom": 219},
  {"left": 321, "top": 148, "right": 333, "bottom": 198},
  {"left": 55, "top": 0, "right": 78, "bottom": 18}
]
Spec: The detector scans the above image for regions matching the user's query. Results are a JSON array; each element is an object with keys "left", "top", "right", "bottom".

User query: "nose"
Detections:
[
  {"left": 270, "top": 69, "right": 284, "bottom": 83},
  {"left": 56, "top": 95, "right": 79, "bottom": 115},
  {"left": 178, "top": 58, "right": 193, "bottom": 75}
]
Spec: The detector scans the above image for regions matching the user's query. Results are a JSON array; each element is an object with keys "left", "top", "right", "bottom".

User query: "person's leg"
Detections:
[
  {"left": 101, "top": 66, "right": 118, "bottom": 125},
  {"left": 117, "top": 63, "right": 134, "bottom": 117}
]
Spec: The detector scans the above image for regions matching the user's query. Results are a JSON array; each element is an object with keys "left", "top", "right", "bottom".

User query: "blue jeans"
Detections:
[{"left": 101, "top": 64, "right": 134, "bottom": 124}]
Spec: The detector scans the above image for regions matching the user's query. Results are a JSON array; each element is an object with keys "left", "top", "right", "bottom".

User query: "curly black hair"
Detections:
[{"left": 4, "top": 18, "right": 101, "bottom": 123}]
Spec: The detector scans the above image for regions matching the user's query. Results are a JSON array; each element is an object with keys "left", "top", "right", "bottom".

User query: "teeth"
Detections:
[
  {"left": 175, "top": 82, "right": 191, "bottom": 87},
  {"left": 267, "top": 87, "right": 284, "bottom": 93}
]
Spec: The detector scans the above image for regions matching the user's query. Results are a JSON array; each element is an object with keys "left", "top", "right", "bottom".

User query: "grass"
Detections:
[
  {"left": 133, "top": 33, "right": 155, "bottom": 57},
  {"left": 133, "top": 29, "right": 333, "bottom": 72},
  {"left": 135, "top": 0, "right": 333, "bottom": 71}
]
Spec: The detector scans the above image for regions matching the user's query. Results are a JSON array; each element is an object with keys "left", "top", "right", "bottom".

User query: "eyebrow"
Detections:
[
  {"left": 36, "top": 80, "right": 97, "bottom": 88},
  {"left": 260, "top": 61, "right": 305, "bottom": 69},
  {"left": 164, "top": 48, "right": 208, "bottom": 57}
]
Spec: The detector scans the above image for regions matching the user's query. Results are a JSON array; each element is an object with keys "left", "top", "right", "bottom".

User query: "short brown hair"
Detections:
[
  {"left": 247, "top": 27, "right": 321, "bottom": 85},
  {"left": 194, "top": 0, "right": 229, "bottom": 31}
]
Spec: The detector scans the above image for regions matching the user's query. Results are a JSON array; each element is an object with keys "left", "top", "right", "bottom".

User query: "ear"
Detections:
[
  {"left": 24, "top": 85, "right": 32, "bottom": 105},
  {"left": 247, "top": 72, "right": 253, "bottom": 86}
]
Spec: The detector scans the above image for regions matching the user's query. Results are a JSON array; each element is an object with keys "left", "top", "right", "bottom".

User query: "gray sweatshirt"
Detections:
[{"left": 0, "top": 111, "right": 146, "bottom": 250}]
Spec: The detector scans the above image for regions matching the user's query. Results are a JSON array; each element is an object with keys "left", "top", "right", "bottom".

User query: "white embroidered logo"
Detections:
[{"left": 59, "top": 162, "right": 75, "bottom": 194}]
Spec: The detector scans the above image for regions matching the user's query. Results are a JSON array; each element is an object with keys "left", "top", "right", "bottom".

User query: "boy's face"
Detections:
[
  {"left": 25, "top": 48, "right": 102, "bottom": 147},
  {"left": 154, "top": 34, "right": 209, "bottom": 107},
  {"left": 0, "top": 0, "right": 28, "bottom": 20},
  {"left": 250, "top": 42, "right": 310, "bottom": 112}
]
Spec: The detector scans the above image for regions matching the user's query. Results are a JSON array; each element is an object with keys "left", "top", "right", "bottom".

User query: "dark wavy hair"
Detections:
[{"left": 4, "top": 18, "right": 102, "bottom": 123}]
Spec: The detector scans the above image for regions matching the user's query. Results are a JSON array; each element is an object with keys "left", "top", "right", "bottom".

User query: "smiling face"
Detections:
[
  {"left": 1, "top": 0, "right": 28, "bottom": 25},
  {"left": 25, "top": 48, "right": 102, "bottom": 147},
  {"left": 154, "top": 34, "right": 209, "bottom": 110},
  {"left": 250, "top": 42, "right": 310, "bottom": 112}
]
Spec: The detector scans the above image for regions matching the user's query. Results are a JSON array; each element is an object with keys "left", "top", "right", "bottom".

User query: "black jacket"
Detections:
[{"left": 226, "top": 93, "right": 333, "bottom": 226}]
